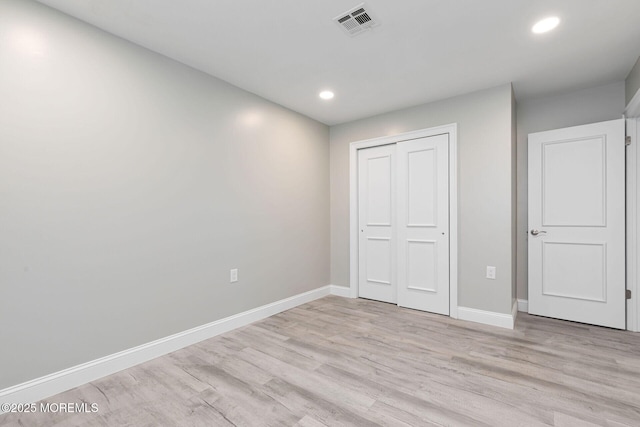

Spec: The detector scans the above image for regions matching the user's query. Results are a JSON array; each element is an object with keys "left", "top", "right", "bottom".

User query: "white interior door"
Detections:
[
  {"left": 397, "top": 135, "right": 450, "bottom": 314},
  {"left": 358, "top": 145, "right": 396, "bottom": 303},
  {"left": 528, "top": 119, "right": 626, "bottom": 329}
]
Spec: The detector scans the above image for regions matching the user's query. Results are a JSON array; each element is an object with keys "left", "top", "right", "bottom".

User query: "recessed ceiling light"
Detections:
[
  {"left": 319, "top": 90, "right": 335, "bottom": 100},
  {"left": 532, "top": 16, "right": 560, "bottom": 34}
]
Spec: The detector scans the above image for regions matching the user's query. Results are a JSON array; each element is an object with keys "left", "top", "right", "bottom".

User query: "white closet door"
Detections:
[
  {"left": 397, "top": 135, "right": 450, "bottom": 314},
  {"left": 358, "top": 144, "right": 397, "bottom": 303},
  {"left": 528, "top": 119, "right": 625, "bottom": 329}
]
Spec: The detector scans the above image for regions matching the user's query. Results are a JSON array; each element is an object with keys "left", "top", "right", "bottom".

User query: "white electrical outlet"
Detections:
[
  {"left": 486, "top": 266, "right": 496, "bottom": 280},
  {"left": 230, "top": 269, "right": 238, "bottom": 283}
]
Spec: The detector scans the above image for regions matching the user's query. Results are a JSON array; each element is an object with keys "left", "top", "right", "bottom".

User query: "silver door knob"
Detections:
[{"left": 531, "top": 229, "right": 547, "bottom": 236}]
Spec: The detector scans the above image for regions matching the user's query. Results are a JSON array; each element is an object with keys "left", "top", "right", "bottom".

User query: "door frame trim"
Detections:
[
  {"left": 626, "top": 116, "right": 639, "bottom": 332},
  {"left": 348, "top": 124, "right": 459, "bottom": 318}
]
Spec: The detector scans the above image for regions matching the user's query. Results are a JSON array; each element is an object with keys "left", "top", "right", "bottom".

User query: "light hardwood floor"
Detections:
[{"left": 2, "top": 295, "right": 640, "bottom": 426}]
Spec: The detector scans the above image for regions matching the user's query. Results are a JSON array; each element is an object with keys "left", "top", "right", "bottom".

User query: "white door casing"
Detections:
[
  {"left": 528, "top": 119, "right": 626, "bottom": 329},
  {"left": 349, "top": 124, "right": 458, "bottom": 318},
  {"left": 397, "top": 135, "right": 450, "bottom": 314},
  {"left": 358, "top": 144, "right": 397, "bottom": 303},
  {"left": 627, "top": 116, "right": 640, "bottom": 332}
]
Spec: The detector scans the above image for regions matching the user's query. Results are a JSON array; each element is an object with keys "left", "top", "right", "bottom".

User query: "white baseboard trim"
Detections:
[
  {"left": 329, "top": 284, "right": 352, "bottom": 298},
  {"left": 0, "top": 285, "right": 335, "bottom": 410},
  {"left": 457, "top": 306, "right": 515, "bottom": 330},
  {"left": 517, "top": 299, "right": 529, "bottom": 313}
]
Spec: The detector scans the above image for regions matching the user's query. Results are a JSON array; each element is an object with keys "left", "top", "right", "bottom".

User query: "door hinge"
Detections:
[
  {"left": 627, "top": 289, "right": 632, "bottom": 299},
  {"left": 626, "top": 136, "right": 631, "bottom": 146}
]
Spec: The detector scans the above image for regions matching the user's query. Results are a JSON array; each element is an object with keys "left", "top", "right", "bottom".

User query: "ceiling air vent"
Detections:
[{"left": 334, "top": 3, "right": 379, "bottom": 37}]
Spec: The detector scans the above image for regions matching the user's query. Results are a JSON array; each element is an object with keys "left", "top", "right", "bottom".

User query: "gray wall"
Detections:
[
  {"left": 626, "top": 57, "right": 640, "bottom": 106},
  {"left": 330, "top": 84, "right": 516, "bottom": 314},
  {"left": 516, "top": 81, "right": 625, "bottom": 301},
  {"left": 0, "top": 0, "right": 329, "bottom": 390}
]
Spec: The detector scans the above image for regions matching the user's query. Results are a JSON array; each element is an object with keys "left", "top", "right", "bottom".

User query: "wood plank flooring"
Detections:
[{"left": 2, "top": 295, "right": 640, "bottom": 426}]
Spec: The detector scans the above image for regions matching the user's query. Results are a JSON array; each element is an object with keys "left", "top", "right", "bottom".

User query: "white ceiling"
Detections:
[{"left": 36, "top": 0, "right": 640, "bottom": 125}]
